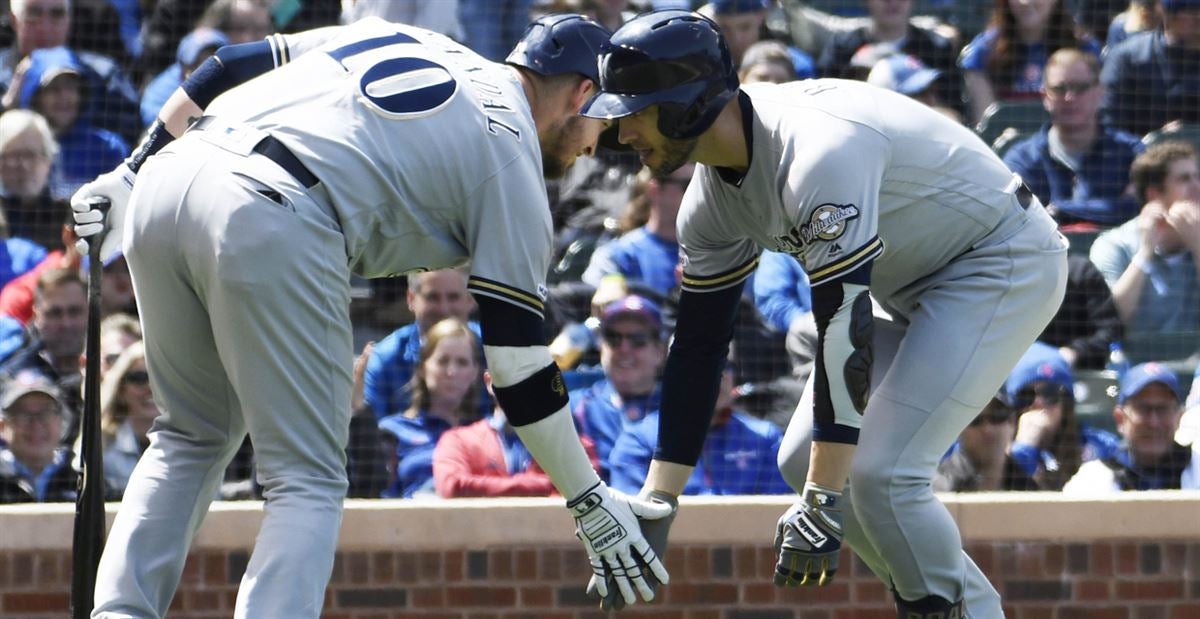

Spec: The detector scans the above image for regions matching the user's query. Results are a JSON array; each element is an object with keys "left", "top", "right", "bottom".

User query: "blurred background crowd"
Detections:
[{"left": 1, "top": 0, "right": 1199, "bottom": 505}]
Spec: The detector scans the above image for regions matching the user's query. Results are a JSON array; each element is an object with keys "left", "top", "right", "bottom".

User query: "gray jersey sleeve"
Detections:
[
  {"left": 463, "top": 151, "right": 553, "bottom": 318},
  {"left": 677, "top": 181, "right": 762, "bottom": 294},
  {"left": 783, "top": 123, "right": 887, "bottom": 287}
]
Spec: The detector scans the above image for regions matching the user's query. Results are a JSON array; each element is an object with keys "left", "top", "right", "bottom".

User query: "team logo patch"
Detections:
[
  {"left": 799, "top": 204, "right": 859, "bottom": 244},
  {"left": 551, "top": 373, "right": 566, "bottom": 397}
]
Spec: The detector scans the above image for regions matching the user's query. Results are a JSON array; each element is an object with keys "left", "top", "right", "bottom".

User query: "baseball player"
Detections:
[
  {"left": 70, "top": 14, "right": 671, "bottom": 618},
  {"left": 580, "top": 10, "right": 1068, "bottom": 618}
]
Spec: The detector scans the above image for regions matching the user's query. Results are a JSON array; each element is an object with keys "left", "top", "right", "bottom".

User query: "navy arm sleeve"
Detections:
[
  {"left": 182, "top": 40, "right": 279, "bottom": 109},
  {"left": 654, "top": 281, "right": 744, "bottom": 466}
]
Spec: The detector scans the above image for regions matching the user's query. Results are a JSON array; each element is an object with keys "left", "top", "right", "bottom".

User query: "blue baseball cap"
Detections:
[
  {"left": 1005, "top": 342, "right": 1073, "bottom": 402},
  {"left": 709, "top": 0, "right": 771, "bottom": 14},
  {"left": 601, "top": 295, "right": 663, "bottom": 332},
  {"left": 867, "top": 54, "right": 942, "bottom": 96},
  {"left": 1118, "top": 362, "right": 1183, "bottom": 404},
  {"left": 177, "top": 28, "right": 229, "bottom": 67}
]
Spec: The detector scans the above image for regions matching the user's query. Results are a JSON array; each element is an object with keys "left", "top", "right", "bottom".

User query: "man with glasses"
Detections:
[
  {"left": 1003, "top": 48, "right": 1145, "bottom": 227},
  {"left": 934, "top": 391, "right": 1039, "bottom": 492},
  {"left": 1065, "top": 361, "right": 1200, "bottom": 492},
  {"left": 0, "top": 369, "right": 76, "bottom": 502},
  {"left": 570, "top": 295, "right": 667, "bottom": 481}
]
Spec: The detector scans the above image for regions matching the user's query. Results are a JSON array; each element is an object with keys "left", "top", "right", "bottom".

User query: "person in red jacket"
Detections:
[{"left": 433, "top": 371, "right": 599, "bottom": 498}]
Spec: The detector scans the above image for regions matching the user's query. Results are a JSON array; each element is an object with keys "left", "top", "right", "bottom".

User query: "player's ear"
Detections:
[{"left": 569, "top": 77, "right": 595, "bottom": 113}]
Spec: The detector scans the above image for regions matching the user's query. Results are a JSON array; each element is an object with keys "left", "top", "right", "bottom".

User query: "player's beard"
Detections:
[
  {"left": 649, "top": 135, "right": 699, "bottom": 178},
  {"left": 539, "top": 115, "right": 581, "bottom": 180}
]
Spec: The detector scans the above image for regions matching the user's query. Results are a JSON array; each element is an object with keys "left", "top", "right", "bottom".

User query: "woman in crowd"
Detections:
[
  {"left": 96, "top": 341, "right": 161, "bottom": 498},
  {"left": 378, "top": 318, "right": 483, "bottom": 498},
  {"left": 960, "top": 0, "right": 1100, "bottom": 123}
]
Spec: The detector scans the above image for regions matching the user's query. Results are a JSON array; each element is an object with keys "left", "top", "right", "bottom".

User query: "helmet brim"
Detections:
[{"left": 579, "top": 91, "right": 652, "bottom": 120}]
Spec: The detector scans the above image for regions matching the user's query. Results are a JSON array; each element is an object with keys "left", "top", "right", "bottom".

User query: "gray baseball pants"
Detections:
[
  {"left": 92, "top": 134, "right": 354, "bottom": 618},
  {"left": 778, "top": 195, "right": 1067, "bottom": 618}
]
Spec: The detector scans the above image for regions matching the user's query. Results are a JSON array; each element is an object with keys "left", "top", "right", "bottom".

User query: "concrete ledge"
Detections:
[{"left": 2, "top": 492, "right": 1197, "bottom": 552}]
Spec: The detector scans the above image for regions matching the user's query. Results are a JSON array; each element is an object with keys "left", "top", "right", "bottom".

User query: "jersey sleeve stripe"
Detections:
[
  {"left": 807, "top": 237, "right": 884, "bottom": 286},
  {"left": 680, "top": 256, "right": 760, "bottom": 293},
  {"left": 268, "top": 34, "right": 289, "bottom": 67},
  {"left": 468, "top": 276, "right": 545, "bottom": 316}
]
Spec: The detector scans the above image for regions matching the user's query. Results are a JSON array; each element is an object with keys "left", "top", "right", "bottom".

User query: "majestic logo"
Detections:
[
  {"left": 800, "top": 204, "right": 859, "bottom": 244},
  {"left": 551, "top": 373, "right": 566, "bottom": 397},
  {"left": 772, "top": 203, "right": 859, "bottom": 254}
]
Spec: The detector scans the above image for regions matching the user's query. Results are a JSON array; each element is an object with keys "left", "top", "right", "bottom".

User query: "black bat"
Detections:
[{"left": 71, "top": 197, "right": 110, "bottom": 619}]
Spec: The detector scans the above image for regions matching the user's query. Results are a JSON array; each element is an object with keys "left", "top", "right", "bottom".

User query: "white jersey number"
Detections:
[{"left": 326, "top": 32, "right": 459, "bottom": 119}]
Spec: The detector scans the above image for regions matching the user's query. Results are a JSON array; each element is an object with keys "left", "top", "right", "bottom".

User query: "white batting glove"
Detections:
[
  {"left": 568, "top": 481, "right": 672, "bottom": 607},
  {"left": 71, "top": 163, "right": 135, "bottom": 256}
]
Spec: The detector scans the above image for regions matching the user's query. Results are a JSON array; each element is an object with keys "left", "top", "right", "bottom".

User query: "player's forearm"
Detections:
[
  {"left": 807, "top": 441, "right": 857, "bottom": 490},
  {"left": 643, "top": 460, "right": 696, "bottom": 497},
  {"left": 158, "top": 89, "right": 205, "bottom": 138}
]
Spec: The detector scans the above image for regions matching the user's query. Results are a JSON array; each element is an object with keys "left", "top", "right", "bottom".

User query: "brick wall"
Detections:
[{"left": 2, "top": 495, "right": 1198, "bottom": 618}]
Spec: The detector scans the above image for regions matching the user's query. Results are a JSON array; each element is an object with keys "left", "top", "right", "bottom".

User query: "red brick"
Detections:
[
  {"left": 395, "top": 553, "right": 417, "bottom": 583},
  {"left": 444, "top": 550, "right": 465, "bottom": 583},
  {"left": 686, "top": 610, "right": 721, "bottom": 619},
  {"left": 969, "top": 544, "right": 996, "bottom": 574},
  {"left": 1044, "top": 545, "right": 1065, "bottom": 574},
  {"left": 518, "top": 585, "right": 552, "bottom": 607},
  {"left": 1116, "top": 543, "right": 1140, "bottom": 575},
  {"left": 1093, "top": 543, "right": 1114, "bottom": 576},
  {"left": 418, "top": 551, "right": 442, "bottom": 582},
  {"left": 539, "top": 548, "right": 562, "bottom": 581},
  {"left": 741, "top": 583, "right": 775, "bottom": 604},
  {"left": 852, "top": 579, "right": 889, "bottom": 603},
  {"left": 1016, "top": 544, "right": 1044, "bottom": 577},
  {"left": 1115, "top": 580, "right": 1185, "bottom": 600},
  {"left": 1074, "top": 578, "right": 1112, "bottom": 601},
  {"left": 183, "top": 589, "right": 222, "bottom": 611},
  {"left": 733, "top": 547, "right": 757, "bottom": 578},
  {"left": 411, "top": 587, "right": 445, "bottom": 608},
  {"left": 1171, "top": 603, "right": 1200, "bottom": 619},
  {"left": 664, "top": 547, "right": 687, "bottom": 579},
  {"left": 514, "top": 550, "right": 537, "bottom": 580},
  {"left": 1163, "top": 544, "right": 1188, "bottom": 573},
  {"left": 757, "top": 547, "right": 777, "bottom": 580},
  {"left": 34, "top": 551, "right": 61, "bottom": 586},
  {"left": 684, "top": 547, "right": 710, "bottom": 580},
  {"left": 371, "top": 552, "right": 394, "bottom": 583},
  {"left": 464, "top": 612, "right": 501, "bottom": 619},
  {"left": 347, "top": 552, "right": 370, "bottom": 584},
  {"left": 1057, "top": 606, "right": 1129, "bottom": 619},
  {"left": 503, "top": 613, "right": 572, "bottom": 619},
  {"left": 1133, "top": 605, "right": 1168, "bottom": 619},
  {"left": 180, "top": 554, "right": 203, "bottom": 584},
  {"left": 203, "top": 554, "right": 227, "bottom": 584},
  {"left": 489, "top": 550, "right": 514, "bottom": 580},
  {"left": 1013, "top": 605, "right": 1054, "bottom": 619},
  {"left": 833, "top": 608, "right": 894, "bottom": 619},
  {"left": 776, "top": 581, "right": 850, "bottom": 605},
  {"left": 4, "top": 591, "right": 68, "bottom": 613},
  {"left": 444, "top": 585, "right": 516, "bottom": 607},
  {"left": 0, "top": 553, "right": 9, "bottom": 586},
  {"left": 10, "top": 552, "right": 33, "bottom": 587}
]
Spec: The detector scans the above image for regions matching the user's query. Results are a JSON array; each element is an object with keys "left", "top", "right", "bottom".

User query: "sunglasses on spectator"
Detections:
[
  {"left": 1013, "top": 384, "right": 1066, "bottom": 410},
  {"left": 124, "top": 370, "right": 150, "bottom": 386},
  {"left": 601, "top": 330, "right": 654, "bottom": 349},
  {"left": 1045, "top": 81, "right": 1096, "bottom": 96}
]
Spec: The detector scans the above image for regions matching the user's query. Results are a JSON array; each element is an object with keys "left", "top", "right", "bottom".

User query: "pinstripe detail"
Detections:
[
  {"left": 468, "top": 277, "right": 544, "bottom": 316},
  {"left": 807, "top": 237, "right": 883, "bottom": 286},
  {"left": 680, "top": 257, "right": 760, "bottom": 292}
]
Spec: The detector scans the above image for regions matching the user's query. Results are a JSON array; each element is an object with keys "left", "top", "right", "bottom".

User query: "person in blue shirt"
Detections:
[
  {"left": 0, "top": 369, "right": 77, "bottom": 503},
  {"left": 363, "top": 268, "right": 484, "bottom": 421},
  {"left": 378, "top": 318, "right": 483, "bottom": 498},
  {"left": 1105, "top": 1, "right": 1161, "bottom": 50},
  {"left": 1100, "top": 0, "right": 1200, "bottom": 136},
  {"left": 752, "top": 250, "right": 816, "bottom": 385},
  {"left": 1003, "top": 48, "right": 1145, "bottom": 226},
  {"left": 9, "top": 46, "right": 129, "bottom": 199},
  {"left": 582, "top": 163, "right": 694, "bottom": 298},
  {"left": 959, "top": 0, "right": 1101, "bottom": 124},
  {"left": 1089, "top": 141, "right": 1200, "bottom": 345},
  {"left": 1004, "top": 341, "right": 1121, "bottom": 490},
  {"left": 140, "top": 28, "right": 229, "bottom": 128},
  {"left": 569, "top": 295, "right": 666, "bottom": 481},
  {"left": 610, "top": 364, "right": 791, "bottom": 495}
]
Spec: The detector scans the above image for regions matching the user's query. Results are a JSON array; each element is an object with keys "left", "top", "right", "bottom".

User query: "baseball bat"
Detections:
[{"left": 71, "top": 197, "right": 110, "bottom": 619}]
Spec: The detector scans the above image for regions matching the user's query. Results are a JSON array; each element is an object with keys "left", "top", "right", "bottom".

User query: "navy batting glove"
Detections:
[{"left": 774, "top": 482, "right": 843, "bottom": 587}]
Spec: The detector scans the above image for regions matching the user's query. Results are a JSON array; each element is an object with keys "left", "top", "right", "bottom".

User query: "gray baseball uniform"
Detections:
[
  {"left": 93, "top": 19, "right": 553, "bottom": 619},
  {"left": 669, "top": 80, "right": 1068, "bottom": 616}
]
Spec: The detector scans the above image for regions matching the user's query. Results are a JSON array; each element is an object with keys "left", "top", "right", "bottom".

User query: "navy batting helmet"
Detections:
[
  {"left": 580, "top": 10, "right": 739, "bottom": 139},
  {"left": 506, "top": 14, "right": 611, "bottom": 83}
]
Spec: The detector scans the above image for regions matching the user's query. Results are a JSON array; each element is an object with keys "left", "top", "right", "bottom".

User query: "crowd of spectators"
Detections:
[{"left": 1, "top": 0, "right": 1199, "bottom": 505}]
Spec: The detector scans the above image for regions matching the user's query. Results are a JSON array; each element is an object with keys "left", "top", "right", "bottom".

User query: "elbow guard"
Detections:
[{"left": 811, "top": 279, "right": 874, "bottom": 444}]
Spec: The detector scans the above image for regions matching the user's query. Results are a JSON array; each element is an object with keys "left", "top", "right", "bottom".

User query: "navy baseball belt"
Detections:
[{"left": 188, "top": 116, "right": 321, "bottom": 189}]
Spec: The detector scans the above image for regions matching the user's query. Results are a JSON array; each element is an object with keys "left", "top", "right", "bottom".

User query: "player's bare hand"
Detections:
[
  {"left": 774, "top": 482, "right": 843, "bottom": 587},
  {"left": 71, "top": 163, "right": 135, "bottom": 255},
  {"left": 569, "top": 481, "right": 672, "bottom": 607},
  {"left": 587, "top": 490, "right": 678, "bottom": 611}
]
